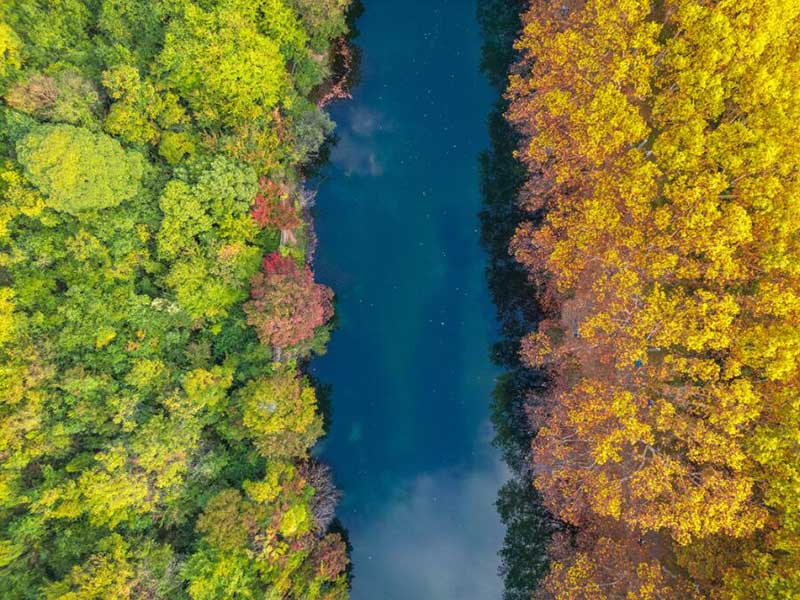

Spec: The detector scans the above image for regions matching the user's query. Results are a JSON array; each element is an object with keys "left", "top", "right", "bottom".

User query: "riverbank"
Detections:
[
  {"left": 0, "top": 3, "right": 354, "bottom": 597},
  {"left": 477, "top": 1, "right": 558, "bottom": 598}
]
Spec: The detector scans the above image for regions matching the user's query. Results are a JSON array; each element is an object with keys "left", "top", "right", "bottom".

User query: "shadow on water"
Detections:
[
  {"left": 477, "top": 1, "right": 560, "bottom": 597},
  {"left": 309, "top": 0, "right": 507, "bottom": 597},
  {"left": 305, "top": 0, "right": 367, "bottom": 591},
  {"left": 304, "top": 0, "right": 365, "bottom": 182}
]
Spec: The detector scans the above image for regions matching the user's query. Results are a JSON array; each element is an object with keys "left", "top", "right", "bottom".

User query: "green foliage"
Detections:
[
  {"left": 157, "top": 155, "right": 261, "bottom": 319},
  {"left": 0, "top": 1, "right": 351, "bottom": 598},
  {"left": 96, "top": 0, "right": 167, "bottom": 67},
  {"left": 0, "top": 0, "right": 93, "bottom": 69},
  {"left": 16, "top": 124, "right": 144, "bottom": 214},
  {"left": 158, "top": 3, "right": 290, "bottom": 127},
  {"left": 0, "top": 108, "right": 37, "bottom": 151},
  {"left": 237, "top": 370, "right": 324, "bottom": 459},
  {"left": 6, "top": 70, "right": 101, "bottom": 128},
  {"left": 286, "top": 0, "right": 350, "bottom": 51},
  {"left": 102, "top": 64, "right": 189, "bottom": 146},
  {"left": 289, "top": 100, "right": 335, "bottom": 163}
]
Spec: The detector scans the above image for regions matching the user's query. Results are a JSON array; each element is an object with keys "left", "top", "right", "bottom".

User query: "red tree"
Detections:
[
  {"left": 251, "top": 178, "right": 303, "bottom": 231},
  {"left": 310, "top": 533, "right": 349, "bottom": 581},
  {"left": 244, "top": 253, "right": 334, "bottom": 351}
]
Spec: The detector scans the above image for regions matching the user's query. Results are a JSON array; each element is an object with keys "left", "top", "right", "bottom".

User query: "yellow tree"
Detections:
[{"left": 509, "top": 0, "right": 800, "bottom": 594}]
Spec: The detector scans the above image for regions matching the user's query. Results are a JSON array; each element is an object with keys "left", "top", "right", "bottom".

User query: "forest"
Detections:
[
  {"left": 506, "top": 0, "right": 800, "bottom": 598},
  {"left": 3, "top": 0, "right": 800, "bottom": 598},
  {"left": 0, "top": 1, "right": 352, "bottom": 598}
]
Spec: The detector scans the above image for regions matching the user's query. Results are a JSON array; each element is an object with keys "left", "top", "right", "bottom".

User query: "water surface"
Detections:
[{"left": 311, "top": 2, "right": 504, "bottom": 597}]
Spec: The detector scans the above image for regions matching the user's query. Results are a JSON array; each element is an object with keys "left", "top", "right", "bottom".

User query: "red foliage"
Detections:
[
  {"left": 251, "top": 178, "right": 303, "bottom": 231},
  {"left": 310, "top": 533, "right": 349, "bottom": 580},
  {"left": 245, "top": 253, "right": 334, "bottom": 350},
  {"left": 318, "top": 38, "right": 354, "bottom": 108},
  {"left": 262, "top": 252, "right": 297, "bottom": 276}
]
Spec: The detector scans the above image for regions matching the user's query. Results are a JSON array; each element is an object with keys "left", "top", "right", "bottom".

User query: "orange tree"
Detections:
[{"left": 508, "top": 0, "right": 800, "bottom": 597}]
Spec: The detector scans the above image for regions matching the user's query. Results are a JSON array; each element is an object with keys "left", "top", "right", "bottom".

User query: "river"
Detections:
[{"left": 310, "top": 1, "right": 505, "bottom": 597}]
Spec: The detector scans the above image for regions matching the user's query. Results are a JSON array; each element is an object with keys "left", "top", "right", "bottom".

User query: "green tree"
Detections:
[
  {"left": 237, "top": 369, "right": 324, "bottom": 459},
  {"left": 6, "top": 71, "right": 101, "bottom": 128},
  {"left": 0, "top": 2, "right": 351, "bottom": 597},
  {"left": 158, "top": 2, "right": 291, "bottom": 127},
  {"left": 16, "top": 124, "right": 144, "bottom": 214}
]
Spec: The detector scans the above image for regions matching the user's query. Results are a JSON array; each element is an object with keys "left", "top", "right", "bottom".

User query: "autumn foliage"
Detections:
[
  {"left": 507, "top": 0, "right": 800, "bottom": 597},
  {"left": 251, "top": 177, "right": 304, "bottom": 231},
  {"left": 0, "top": 1, "right": 349, "bottom": 597},
  {"left": 246, "top": 252, "right": 334, "bottom": 351}
]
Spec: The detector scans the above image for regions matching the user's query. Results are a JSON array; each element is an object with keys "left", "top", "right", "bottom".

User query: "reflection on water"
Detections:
[
  {"left": 477, "top": 1, "right": 559, "bottom": 598},
  {"left": 310, "top": 1, "right": 505, "bottom": 598},
  {"left": 350, "top": 425, "right": 507, "bottom": 598}
]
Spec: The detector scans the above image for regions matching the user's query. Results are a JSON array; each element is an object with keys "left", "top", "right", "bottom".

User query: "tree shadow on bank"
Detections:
[
  {"left": 304, "top": 0, "right": 365, "bottom": 182},
  {"left": 477, "top": 1, "right": 561, "bottom": 598},
  {"left": 306, "top": 0, "right": 366, "bottom": 444},
  {"left": 305, "top": 0, "right": 366, "bottom": 592}
]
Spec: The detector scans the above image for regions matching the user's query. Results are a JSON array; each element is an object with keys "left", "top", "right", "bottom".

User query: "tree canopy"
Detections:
[
  {"left": 507, "top": 0, "right": 800, "bottom": 597},
  {"left": 16, "top": 124, "right": 144, "bottom": 214},
  {"left": 0, "top": 1, "right": 352, "bottom": 598}
]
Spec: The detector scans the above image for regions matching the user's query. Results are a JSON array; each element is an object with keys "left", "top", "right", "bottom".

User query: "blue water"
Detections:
[{"left": 311, "top": 2, "right": 505, "bottom": 597}]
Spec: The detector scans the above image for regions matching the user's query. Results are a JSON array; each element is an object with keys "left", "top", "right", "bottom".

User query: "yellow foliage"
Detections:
[
  {"left": 512, "top": 0, "right": 800, "bottom": 594},
  {"left": 0, "top": 22, "right": 21, "bottom": 79},
  {"left": 44, "top": 535, "right": 134, "bottom": 600},
  {"left": 0, "top": 287, "right": 15, "bottom": 348},
  {"left": 94, "top": 326, "right": 116, "bottom": 349}
]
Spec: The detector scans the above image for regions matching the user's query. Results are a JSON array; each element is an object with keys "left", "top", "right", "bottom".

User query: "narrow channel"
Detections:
[{"left": 311, "top": 1, "right": 505, "bottom": 598}]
